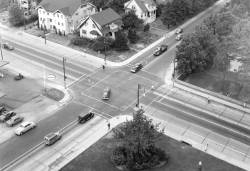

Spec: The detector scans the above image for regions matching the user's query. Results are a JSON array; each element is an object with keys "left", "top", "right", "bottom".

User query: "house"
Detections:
[
  {"left": 14, "top": 0, "right": 37, "bottom": 16},
  {"left": 124, "top": 0, "right": 157, "bottom": 24},
  {"left": 78, "top": 8, "right": 122, "bottom": 40},
  {"left": 37, "top": 0, "right": 97, "bottom": 35}
]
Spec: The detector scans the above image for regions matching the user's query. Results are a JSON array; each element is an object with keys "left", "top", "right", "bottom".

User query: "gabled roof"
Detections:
[
  {"left": 38, "top": 0, "right": 95, "bottom": 16},
  {"left": 90, "top": 8, "right": 121, "bottom": 27},
  {"left": 126, "top": 0, "right": 156, "bottom": 13}
]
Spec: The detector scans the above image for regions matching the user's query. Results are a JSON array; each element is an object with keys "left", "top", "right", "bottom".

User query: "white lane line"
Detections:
[
  {"left": 80, "top": 92, "right": 120, "bottom": 110},
  {"left": 16, "top": 47, "right": 85, "bottom": 77},
  {"left": 73, "top": 100, "right": 113, "bottom": 119},
  {"left": 3, "top": 36, "right": 95, "bottom": 72},
  {"left": 155, "top": 100, "right": 250, "bottom": 140},
  {"left": 4, "top": 51, "right": 77, "bottom": 81}
]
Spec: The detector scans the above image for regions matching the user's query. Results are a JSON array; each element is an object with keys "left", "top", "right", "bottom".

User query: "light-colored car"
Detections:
[
  {"left": 6, "top": 115, "right": 24, "bottom": 127},
  {"left": 2, "top": 43, "right": 14, "bottom": 50},
  {"left": 175, "top": 28, "right": 183, "bottom": 34},
  {"left": 44, "top": 132, "right": 62, "bottom": 146},
  {"left": 15, "top": 121, "right": 36, "bottom": 135},
  {"left": 175, "top": 34, "right": 183, "bottom": 41},
  {"left": 102, "top": 87, "right": 111, "bottom": 100}
]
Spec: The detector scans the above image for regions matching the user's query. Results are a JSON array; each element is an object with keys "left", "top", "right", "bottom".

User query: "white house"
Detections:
[
  {"left": 37, "top": 0, "right": 96, "bottom": 35},
  {"left": 78, "top": 8, "right": 122, "bottom": 40},
  {"left": 124, "top": 0, "right": 157, "bottom": 24}
]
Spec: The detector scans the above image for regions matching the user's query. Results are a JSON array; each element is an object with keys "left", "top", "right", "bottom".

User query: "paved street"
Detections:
[{"left": 1, "top": 0, "right": 249, "bottom": 170}]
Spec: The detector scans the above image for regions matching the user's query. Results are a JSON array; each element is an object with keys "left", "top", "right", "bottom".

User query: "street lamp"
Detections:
[{"left": 63, "top": 57, "right": 67, "bottom": 89}]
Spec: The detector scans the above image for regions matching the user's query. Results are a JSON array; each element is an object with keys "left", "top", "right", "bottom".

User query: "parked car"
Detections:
[
  {"left": 0, "top": 111, "right": 16, "bottom": 122},
  {"left": 175, "top": 34, "right": 183, "bottom": 41},
  {"left": 6, "top": 115, "right": 24, "bottom": 127},
  {"left": 130, "top": 63, "right": 143, "bottom": 73},
  {"left": 175, "top": 28, "right": 183, "bottom": 34},
  {"left": 44, "top": 132, "right": 61, "bottom": 146},
  {"left": 78, "top": 112, "right": 94, "bottom": 124},
  {"left": 153, "top": 45, "right": 168, "bottom": 56},
  {"left": 14, "top": 73, "right": 24, "bottom": 81},
  {"left": 0, "top": 106, "right": 6, "bottom": 115},
  {"left": 2, "top": 43, "right": 14, "bottom": 50},
  {"left": 102, "top": 87, "right": 111, "bottom": 100},
  {"left": 15, "top": 121, "right": 36, "bottom": 135}
]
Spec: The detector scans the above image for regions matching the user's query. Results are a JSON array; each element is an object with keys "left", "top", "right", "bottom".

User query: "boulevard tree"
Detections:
[
  {"left": 112, "top": 31, "right": 129, "bottom": 51},
  {"left": 111, "top": 110, "right": 168, "bottom": 170},
  {"left": 127, "top": 29, "right": 139, "bottom": 44}
]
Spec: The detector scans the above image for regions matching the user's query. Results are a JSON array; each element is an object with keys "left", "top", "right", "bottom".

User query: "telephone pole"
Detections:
[
  {"left": 0, "top": 35, "right": 3, "bottom": 60},
  {"left": 136, "top": 84, "right": 140, "bottom": 107},
  {"left": 63, "top": 57, "right": 67, "bottom": 89}
]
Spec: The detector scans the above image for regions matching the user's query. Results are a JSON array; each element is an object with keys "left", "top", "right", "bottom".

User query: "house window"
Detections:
[
  {"left": 40, "top": 17, "right": 42, "bottom": 21},
  {"left": 47, "top": 12, "right": 49, "bottom": 15},
  {"left": 61, "top": 15, "right": 63, "bottom": 18},
  {"left": 147, "top": 12, "right": 149, "bottom": 17},
  {"left": 92, "top": 24, "right": 95, "bottom": 28},
  {"left": 57, "top": 14, "right": 59, "bottom": 18},
  {"left": 61, "top": 23, "right": 63, "bottom": 26},
  {"left": 82, "top": 29, "right": 86, "bottom": 34},
  {"left": 43, "top": 11, "right": 45, "bottom": 14},
  {"left": 58, "top": 22, "right": 60, "bottom": 25},
  {"left": 132, "top": 6, "right": 135, "bottom": 9},
  {"left": 75, "top": 12, "right": 78, "bottom": 16}
]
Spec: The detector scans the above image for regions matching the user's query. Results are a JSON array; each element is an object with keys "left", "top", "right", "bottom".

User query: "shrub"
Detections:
[
  {"left": 70, "top": 37, "right": 93, "bottom": 46},
  {"left": 144, "top": 24, "right": 150, "bottom": 32},
  {"left": 111, "top": 146, "right": 127, "bottom": 166}
]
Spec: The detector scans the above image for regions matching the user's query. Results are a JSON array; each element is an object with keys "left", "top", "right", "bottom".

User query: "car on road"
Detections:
[
  {"left": 153, "top": 45, "right": 168, "bottom": 56},
  {"left": 102, "top": 87, "right": 111, "bottom": 100},
  {"left": 6, "top": 115, "right": 24, "bottom": 127},
  {"left": 175, "top": 28, "right": 183, "bottom": 34},
  {"left": 2, "top": 43, "right": 14, "bottom": 50},
  {"left": 130, "top": 63, "right": 143, "bottom": 73},
  {"left": 44, "top": 132, "right": 62, "bottom": 146},
  {"left": 175, "top": 34, "right": 183, "bottom": 41},
  {"left": 78, "top": 111, "right": 95, "bottom": 124},
  {"left": 0, "top": 111, "right": 16, "bottom": 122},
  {"left": 15, "top": 121, "right": 36, "bottom": 135},
  {"left": 14, "top": 73, "right": 24, "bottom": 81}
]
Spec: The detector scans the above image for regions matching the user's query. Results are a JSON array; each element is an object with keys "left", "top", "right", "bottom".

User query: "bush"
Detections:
[
  {"left": 70, "top": 37, "right": 93, "bottom": 46},
  {"left": 144, "top": 24, "right": 150, "bottom": 32}
]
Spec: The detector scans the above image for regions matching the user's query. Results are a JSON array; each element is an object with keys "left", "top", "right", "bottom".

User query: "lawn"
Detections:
[
  {"left": 184, "top": 70, "right": 250, "bottom": 103},
  {"left": 0, "top": 0, "right": 10, "bottom": 12},
  {"left": 61, "top": 131, "right": 243, "bottom": 171}
]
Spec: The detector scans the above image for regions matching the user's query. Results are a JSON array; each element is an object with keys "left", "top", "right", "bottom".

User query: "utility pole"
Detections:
[
  {"left": 63, "top": 57, "right": 67, "bottom": 89},
  {"left": 136, "top": 84, "right": 140, "bottom": 107},
  {"left": 173, "top": 56, "right": 176, "bottom": 87},
  {"left": 44, "top": 29, "right": 47, "bottom": 44},
  {"left": 104, "top": 37, "right": 107, "bottom": 65},
  {"left": 0, "top": 35, "right": 3, "bottom": 60}
]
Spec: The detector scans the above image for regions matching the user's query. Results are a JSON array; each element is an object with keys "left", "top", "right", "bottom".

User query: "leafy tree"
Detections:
[
  {"left": 111, "top": 110, "right": 167, "bottom": 170},
  {"left": 161, "top": 2, "right": 178, "bottom": 28},
  {"left": 90, "top": 0, "right": 107, "bottom": 10},
  {"left": 8, "top": 3, "right": 25, "bottom": 26},
  {"left": 127, "top": 29, "right": 139, "bottom": 44},
  {"left": 107, "top": 0, "right": 128, "bottom": 14},
  {"left": 143, "top": 24, "right": 150, "bottom": 32},
  {"left": 92, "top": 36, "right": 113, "bottom": 52},
  {"left": 175, "top": 25, "right": 218, "bottom": 75},
  {"left": 113, "top": 31, "right": 129, "bottom": 51},
  {"left": 122, "top": 11, "right": 144, "bottom": 30}
]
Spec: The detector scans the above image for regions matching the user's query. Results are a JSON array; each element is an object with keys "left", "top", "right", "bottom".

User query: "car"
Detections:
[
  {"left": 0, "top": 106, "right": 6, "bottom": 115},
  {"left": 153, "top": 45, "right": 168, "bottom": 56},
  {"left": 0, "top": 111, "right": 16, "bottom": 122},
  {"left": 14, "top": 73, "right": 24, "bottom": 81},
  {"left": 44, "top": 132, "right": 62, "bottom": 146},
  {"left": 175, "top": 28, "right": 183, "bottom": 34},
  {"left": 175, "top": 34, "right": 183, "bottom": 41},
  {"left": 2, "top": 43, "right": 14, "bottom": 50},
  {"left": 78, "top": 112, "right": 94, "bottom": 124},
  {"left": 102, "top": 87, "right": 111, "bottom": 100},
  {"left": 130, "top": 63, "right": 143, "bottom": 73},
  {"left": 15, "top": 121, "right": 36, "bottom": 135},
  {"left": 6, "top": 115, "right": 24, "bottom": 127}
]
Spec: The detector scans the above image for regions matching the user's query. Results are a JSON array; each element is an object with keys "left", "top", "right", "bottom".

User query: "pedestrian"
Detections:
[
  {"left": 107, "top": 122, "right": 110, "bottom": 130},
  {"left": 207, "top": 98, "right": 210, "bottom": 104},
  {"left": 102, "top": 65, "right": 105, "bottom": 70}
]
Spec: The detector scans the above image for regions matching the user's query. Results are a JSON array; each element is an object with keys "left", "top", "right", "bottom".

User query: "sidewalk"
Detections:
[{"left": 8, "top": 115, "right": 132, "bottom": 171}]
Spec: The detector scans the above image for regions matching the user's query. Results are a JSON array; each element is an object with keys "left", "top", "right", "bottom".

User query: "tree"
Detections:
[
  {"left": 92, "top": 36, "right": 113, "bottom": 52},
  {"left": 127, "top": 29, "right": 139, "bottom": 44},
  {"left": 161, "top": 2, "right": 178, "bottom": 28},
  {"left": 175, "top": 25, "right": 218, "bottom": 75},
  {"left": 8, "top": 3, "right": 25, "bottom": 26},
  {"left": 111, "top": 110, "right": 167, "bottom": 170},
  {"left": 144, "top": 24, "right": 150, "bottom": 32},
  {"left": 122, "top": 11, "right": 144, "bottom": 30},
  {"left": 113, "top": 31, "right": 129, "bottom": 51},
  {"left": 90, "top": 0, "right": 107, "bottom": 10},
  {"left": 107, "top": 0, "right": 128, "bottom": 14}
]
